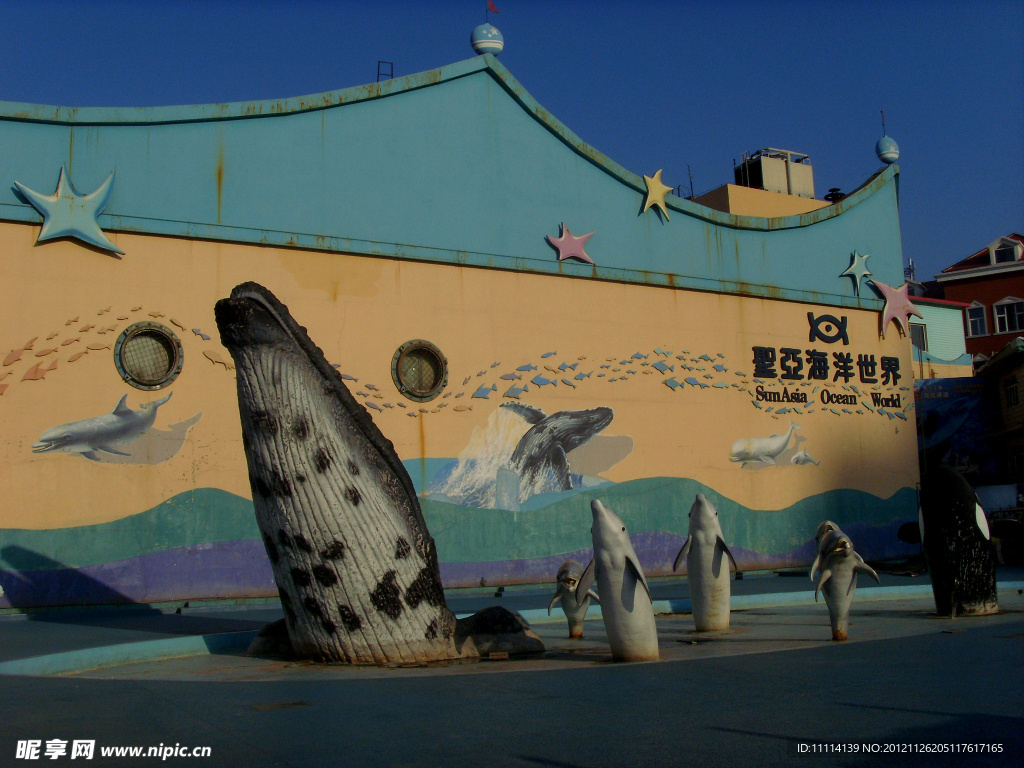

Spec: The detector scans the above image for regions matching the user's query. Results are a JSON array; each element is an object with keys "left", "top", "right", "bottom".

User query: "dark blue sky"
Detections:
[{"left": 1, "top": 0, "right": 1020, "bottom": 281}]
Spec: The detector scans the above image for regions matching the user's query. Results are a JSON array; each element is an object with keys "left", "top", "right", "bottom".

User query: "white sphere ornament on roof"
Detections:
[
  {"left": 876, "top": 134, "right": 900, "bottom": 164},
  {"left": 471, "top": 23, "right": 504, "bottom": 56}
]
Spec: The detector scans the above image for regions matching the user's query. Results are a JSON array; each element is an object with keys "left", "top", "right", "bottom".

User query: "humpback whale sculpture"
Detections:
[
  {"left": 499, "top": 402, "right": 613, "bottom": 492},
  {"left": 548, "top": 559, "right": 599, "bottom": 638},
  {"left": 578, "top": 499, "right": 659, "bottom": 661},
  {"left": 33, "top": 393, "right": 172, "bottom": 460},
  {"left": 673, "top": 494, "right": 737, "bottom": 631},
  {"left": 814, "top": 528, "right": 879, "bottom": 641},
  {"left": 216, "top": 283, "right": 467, "bottom": 664}
]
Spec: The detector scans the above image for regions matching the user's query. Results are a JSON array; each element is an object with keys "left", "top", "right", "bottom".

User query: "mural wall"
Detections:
[{"left": 0, "top": 223, "right": 918, "bottom": 607}]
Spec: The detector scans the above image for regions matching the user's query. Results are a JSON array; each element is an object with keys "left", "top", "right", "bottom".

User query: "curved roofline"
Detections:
[{"left": 0, "top": 54, "right": 898, "bottom": 235}]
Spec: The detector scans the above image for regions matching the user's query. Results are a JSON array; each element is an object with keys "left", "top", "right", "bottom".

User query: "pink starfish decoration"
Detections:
[
  {"left": 869, "top": 279, "right": 923, "bottom": 339},
  {"left": 547, "top": 223, "right": 595, "bottom": 264}
]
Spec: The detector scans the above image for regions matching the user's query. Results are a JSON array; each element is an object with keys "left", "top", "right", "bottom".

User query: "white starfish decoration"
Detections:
[{"left": 840, "top": 250, "right": 872, "bottom": 296}]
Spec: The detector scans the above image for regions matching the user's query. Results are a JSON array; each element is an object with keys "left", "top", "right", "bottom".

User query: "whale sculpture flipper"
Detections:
[
  {"left": 854, "top": 561, "right": 881, "bottom": 584},
  {"left": 575, "top": 559, "right": 596, "bottom": 608},
  {"left": 547, "top": 593, "right": 560, "bottom": 615},
  {"left": 717, "top": 536, "right": 738, "bottom": 571},
  {"left": 672, "top": 537, "right": 692, "bottom": 572},
  {"left": 815, "top": 569, "right": 832, "bottom": 602},
  {"left": 585, "top": 589, "right": 600, "bottom": 603},
  {"left": 626, "top": 554, "right": 652, "bottom": 604}
]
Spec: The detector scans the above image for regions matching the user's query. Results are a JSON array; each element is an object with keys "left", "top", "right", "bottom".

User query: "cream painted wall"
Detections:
[{"left": 0, "top": 221, "right": 918, "bottom": 530}]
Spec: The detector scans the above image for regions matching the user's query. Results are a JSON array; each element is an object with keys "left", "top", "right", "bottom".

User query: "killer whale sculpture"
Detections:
[
  {"left": 919, "top": 466, "right": 998, "bottom": 616},
  {"left": 32, "top": 393, "right": 172, "bottom": 460},
  {"left": 578, "top": 499, "right": 659, "bottom": 661},
  {"left": 217, "top": 282, "right": 543, "bottom": 664},
  {"left": 499, "top": 402, "right": 613, "bottom": 492},
  {"left": 673, "top": 494, "right": 737, "bottom": 631},
  {"left": 547, "top": 559, "right": 599, "bottom": 638},
  {"left": 729, "top": 420, "right": 800, "bottom": 467},
  {"left": 814, "top": 528, "right": 879, "bottom": 640}
]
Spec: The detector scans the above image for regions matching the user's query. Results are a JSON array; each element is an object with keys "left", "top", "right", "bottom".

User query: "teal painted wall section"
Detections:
[
  {"left": 0, "top": 489, "right": 258, "bottom": 573},
  {"left": 0, "top": 57, "right": 903, "bottom": 309},
  {"left": 914, "top": 303, "right": 969, "bottom": 363}
]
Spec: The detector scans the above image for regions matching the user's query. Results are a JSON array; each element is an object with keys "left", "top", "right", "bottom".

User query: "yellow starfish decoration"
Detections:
[{"left": 642, "top": 169, "right": 673, "bottom": 220}]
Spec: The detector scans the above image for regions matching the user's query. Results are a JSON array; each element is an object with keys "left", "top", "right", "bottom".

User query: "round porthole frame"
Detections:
[
  {"left": 391, "top": 340, "right": 448, "bottom": 403},
  {"left": 113, "top": 321, "right": 184, "bottom": 391}
]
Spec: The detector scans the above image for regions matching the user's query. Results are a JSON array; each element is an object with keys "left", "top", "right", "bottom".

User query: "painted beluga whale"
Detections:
[
  {"left": 216, "top": 282, "right": 501, "bottom": 664},
  {"left": 32, "top": 393, "right": 172, "bottom": 461},
  {"left": 547, "top": 559, "right": 600, "bottom": 638},
  {"left": 729, "top": 420, "right": 800, "bottom": 467},
  {"left": 673, "top": 494, "right": 737, "bottom": 631},
  {"left": 815, "top": 529, "right": 880, "bottom": 641},
  {"left": 577, "top": 499, "right": 659, "bottom": 661},
  {"left": 500, "top": 402, "right": 613, "bottom": 492}
]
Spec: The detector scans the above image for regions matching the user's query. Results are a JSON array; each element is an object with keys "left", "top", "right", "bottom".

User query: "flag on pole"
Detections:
[{"left": 488, "top": 1, "right": 500, "bottom": 13}]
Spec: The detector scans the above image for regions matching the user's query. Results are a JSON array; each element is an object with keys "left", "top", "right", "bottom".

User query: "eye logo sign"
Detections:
[{"left": 807, "top": 313, "right": 849, "bottom": 345}]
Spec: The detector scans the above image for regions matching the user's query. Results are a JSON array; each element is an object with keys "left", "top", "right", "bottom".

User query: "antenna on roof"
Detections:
[
  {"left": 904, "top": 258, "right": 916, "bottom": 283},
  {"left": 688, "top": 165, "right": 695, "bottom": 198},
  {"left": 377, "top": 61, "right": 394, "bottom": 82},
  {"left": 881, "top": 109, "right": 887, "bottom": 135}
]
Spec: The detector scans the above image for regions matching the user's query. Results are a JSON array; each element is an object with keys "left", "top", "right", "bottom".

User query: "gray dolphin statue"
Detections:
[
  {"left": 547, "top": 559, "right": 599, "bottom": 638},
  {"left": 673, "top": 494, "right": 737, "bottom": 631},
  {"left": 499, "top": 402, "right": 613, "bottom": 492},
  {"left": 815, "top": 529, "right": 880, "bottom": 641},
  {"left": 578, "top": 499, "right": 658, "bottom": 661},
  {"left": 729, "top": 420, "right": 800, "bottom": 467},
  {"left": 216, "top": 283, "right": 465, "bottom": 664},
  {"left": 32, "top": 392, "right": 172, "bottom": 461},
  {"left": 809, "top": 520, "right": 842, "bottom": 581}
]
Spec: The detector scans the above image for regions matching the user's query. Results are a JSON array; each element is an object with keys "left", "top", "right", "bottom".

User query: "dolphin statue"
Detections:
[
  {"left": 729, "top": 420, "right": 800, "bottom": 467},
  {"left": 216, "top": 282, "right": 465, "bottom": 664},
  {"left": 499, "top": 402, "right": 613, "bottom": 492},
  {"left": 673, "top": 494, "right": 737, "bottom": 631},
  {"left": 32, "top": 393, "right": 172, "bottom": 461},
  {"left": 809, "top": 520, "right": 841, "bottom": 581},
  {"left": 815, "top": 529, "right": 880, "bottom": 641},
  {"left": 577, "top": 499, "right": 659, "bottom": 661},
  {"left": 547, "top": 559, "right": 599, "bottom": 638}
]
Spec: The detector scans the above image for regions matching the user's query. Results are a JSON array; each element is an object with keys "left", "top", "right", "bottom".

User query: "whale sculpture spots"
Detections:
[
  {"left": 344, "top": 486, "right": 362, "bottom": 505},
  {"left": 294, "top": 534, "right": 313, "bottom": 553},
  {"left": 252, "top": 410, "right": 279, "bottom": 436},
  {"left": 337, "top": 604, "right": 362, "bottom": 632},
  {"left": 263, "top": 535, "right": 280, "bottom": 564},
  {"left": 395, "top": 536, "right": 412, "bottom": 559},
  {"left": 312, "top": 564, "right": 339, "bottom": 587},
  {"left": 348, "top": 460, "right": 360, "bottom": 475},
  {"left": 313, "top": 448, "right": 333, "bottom": 473},
  {"left": 302, "top": 596, "right": 324, "bottom": 618},
  {"left": 290, "top": 567, "right": 312, "bottom": 588},
  {"left": 321, "top": 540, "right": 346, "bottom": 560},
  {"left": 425, "top": 619, "right": 439, "bottom": 639},
  {"left": 405, "top": 566, "right": 447, "bottom": 611},
  {"left": 370, "top": 570, "right": 403, "bottom": 620},
  {"left": 293, "top": 418, "right": 310, "bottom": 441},
  {"left": 277, "top": 530, "right": 293, "bottom": 549}
]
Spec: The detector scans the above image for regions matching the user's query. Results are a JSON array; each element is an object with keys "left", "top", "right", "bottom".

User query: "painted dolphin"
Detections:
[
  {"left": 791, "top": 447, "right": 820, "bottom": 466},
  {"left": 32, "top": 393, "right": 172, "bottom": 461},
  {"left": 578, "top": 499, "right": 658, "bottom": 661},
  {"left": 673, "top": 494, "right": 737, "bottom": 631},
  {"left": 215, "top": 282, "right": 461, "bottom": 664},
  {"left": 729, "top": 420, "right": 800, "bottom": 467},
  {"left": 547, "top": 559, "right": 599, "bottom": 638},
  {"left": 499, "top": 402, "right": 613, "bottom": 492},
  {"left": 815, "top": 530, "right": 880, "bottom": 641}
]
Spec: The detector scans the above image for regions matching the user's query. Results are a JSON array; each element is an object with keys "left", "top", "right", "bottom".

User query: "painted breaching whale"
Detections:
[
  {"left": 215, "top": 282, "right": 466, "bottom": 664},
  {"left": 673, "top": 494, "right": 737, "bottom": 631},
  {"left": 500, "top": 402, "right": 613, "bottom": 492},
  {"left": 578, "top": 499, "right": 659, "bottom": 661},
  {"left": 547, "top": 559, "right": 599, "bottom": 638},
  {"left": 815, "top": 529, "right": 880, "bottom": 641},
  {"left": 32, "top": 393, "right": 172, "bottom": 461},
  {"left": 729, "top": 420, "right": 800, "bottom": 467}
]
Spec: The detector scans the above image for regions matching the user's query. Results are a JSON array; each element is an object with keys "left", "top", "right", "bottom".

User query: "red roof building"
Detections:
[{"left": 935, "top": 234, "right": 1024, "bottom": 360}]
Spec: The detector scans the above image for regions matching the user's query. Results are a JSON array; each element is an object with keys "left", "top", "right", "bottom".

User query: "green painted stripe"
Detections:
[{"left": 0, "top": 488, "right": 258, "bottom": 572}]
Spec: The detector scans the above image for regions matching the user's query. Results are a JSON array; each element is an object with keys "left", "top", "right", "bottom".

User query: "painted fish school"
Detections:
[{"left": 0, "top": 53, "right": 918, "bottom": 610}]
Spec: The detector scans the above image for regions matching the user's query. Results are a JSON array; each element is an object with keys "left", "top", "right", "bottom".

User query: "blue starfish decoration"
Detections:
[
  {"left": 14, "top": 166, "right": 124, "bottom": 255},
  {"left": 840, "top": 250, "right": 871, "bottom": 296}
]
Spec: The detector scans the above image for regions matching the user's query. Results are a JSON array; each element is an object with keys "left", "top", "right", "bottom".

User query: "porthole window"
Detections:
[
  {"left": 114, "top": 322, "right": 184, "bottom": 390},
  {"left": 391, "top": 340, "right": 447, "bottom": 402}
]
